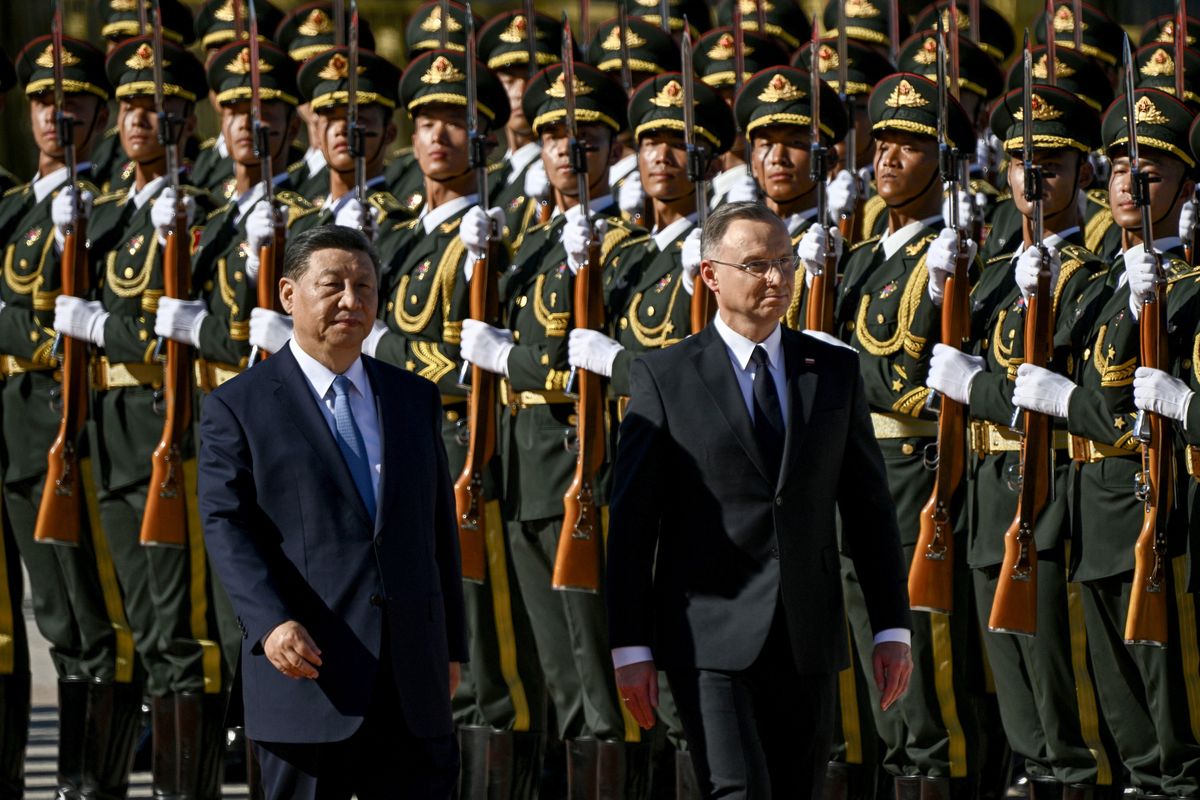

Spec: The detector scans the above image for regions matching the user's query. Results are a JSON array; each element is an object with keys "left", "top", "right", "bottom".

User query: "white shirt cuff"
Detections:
[
  {"left": 611, "top": 646, "right": 654, "bottom": 669},
  {"left": 873, "top": 628, "right": 911, "bottom": 647}
]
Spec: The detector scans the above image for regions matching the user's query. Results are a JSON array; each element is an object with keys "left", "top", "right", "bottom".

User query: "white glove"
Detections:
[
  {"left": 926, "top": 227, "right": 976, "bottom": 306},
  {"left": 361, "top": 319, "right": 388, "bottom": 358},
  {"left": 524, "top": 159, "right": 549, "bottom": 200},
  {"left": 802, "top": 329, "right": 857, "bottom": 351},
  {"left": 459, "top": 205, "right": 506, "bottom": 269},
  {"left": 1179, "top": 199, "right": 1196, "bottom": 242},
  {"left": 52, "top": 186, "right": 93, "bottom": 250},
  {"left": 150, "top": 188, "right": 196, "bottom": 244},
  {"left": 681, "top": 228, "right": 702, "bottom": 296},
  {"left": 248, "top": 307, "right": 292, "bottom": 353},
  {"left": 154, "top": 296, "right": 208, "bottom": 348},
  {"left": 333, "top": 198, "right": 377, "bottom": 240},
  {"left": 53, "top": 295, "right": 107, "bottom": 348},
  {"left": 568, "top": 328, "right": 623, "bottom": 377},
  {"left": 941, "top": 188, "right": 978, "bottom": 229},
  {"left": 826, "top": 169, "right": 856, "bottom": 223},
  {"left": 1133, "top": 366, "right": 1194, "bottom": 424},
  {"left": 1014, "top": 244, "right": 1061, "bottom": 303},
  {"left": 1125, "top": 243, "right": 1161, "bottom": 321},
  {"left": 617, "top": 169, "right": 645, "bottom": 217},
  {"left": 723, "top": 173, "right": 759, "bottom": 204},
  {"left": 1013, "top": 363, "right": 1076, "bottom": 419},
  {"left": 975, "top": 133, "right": 1001, "bottom": 171},
  {"left": 926, "top": 342, "right": 985, "bottom": 405},
  {"left": 562, "top": 212, "right": 607, "bottom": 274},
  {"left": 796, "top": 225, "right": 843, "bottom": 288},
  {"left": 461, "top": 319, "right": 514, "bottom": 377},
  {"left": 244, "top": 200, "right": 280, "bottom": 284}
]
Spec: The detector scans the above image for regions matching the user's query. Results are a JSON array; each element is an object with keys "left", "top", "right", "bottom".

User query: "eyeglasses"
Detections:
[{"left": 707, "top": 256, "right": 798, "bottom": 279}]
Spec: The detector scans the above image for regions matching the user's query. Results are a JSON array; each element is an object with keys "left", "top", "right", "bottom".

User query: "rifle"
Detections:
[
  {"left": 1123, "top": 35, "right": 1170, "bottom": 647},
  {"left": 553, "top": 18, "right": 604, "bottom": 593},
  {"left": 909, "top": 16, "right": 970, "bottom": 614},
  {"left": 451, "top": 2, "right": 493, "bottom": 584},
  {"left": 683, "top": 25, "right": 714, "bottom": 333},
  {"left": 989, "top": 35, "right": 1050, "bottom": 634},
  {"left": 246, "top": 0, "right": 285, "bottom": 367},
  {"left": 617, "top": 0, "right": 634, "bottom": 98},
  {"left": 804, "top": 25, "right": 838, "bottom": 334},
  {"left": 658, "top": 0, "right": 671, "bottom": 34},
  {"left": 347, "top": 0, "right": 370, "bottom": 234},
  {"left": 889, "top": 0, "right": 900, "bottom": 68},
  {"left": 439, "top": 0, "right": 452, "bottom": 49},
  {"left": 1071, "top": 0, "right": 1082, "bottom": 52},
  {"left": 835, "top": 0, "right": 862, "bottom": 247},
  {"left": 1178, "top": 2, "right": 1196, "bottom": 264},
  {"left": 35, "top": 0, "right": 89, "bottom": 546},
  {"left": 1044, "top": 0, "right": 1058, "bottom": 88},
  {"left": 140, "top": 0, "right": 193, "bottom": 549},
  {"left": 333, "top": 0, "right": 345, "bottom": 46},
  {"left": 524, "top": 0, "right": 552, "bottom": 226}
]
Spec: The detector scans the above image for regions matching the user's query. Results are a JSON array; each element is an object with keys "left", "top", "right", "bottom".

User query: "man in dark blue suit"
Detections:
[{"left": 198, "top": 225, "right": 467, "bottom": 799}]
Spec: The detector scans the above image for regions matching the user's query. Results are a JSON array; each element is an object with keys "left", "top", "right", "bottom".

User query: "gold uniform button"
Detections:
[
  {"left": 512, "top": 331, "right": 520, "bottom": 341},
  {"left": 1184, "top": 359, "right": 1193, "bottom": 370},
  {"left": 1082, "top": 348, "right": 1090, "bottom": 361},
  {"left": 647, "top": 306, "right": 656, "bottom": 317},
  {"left": 123, "top": 267, "right": 134, "bottom": 278},
  {"left": 517, "top": 295, "right": 528, "bottom": 307},
  {"left": 387, "top": 301, "right": 394, "bottom": 311},
  {"left": 203, "top": 281, "right": 214, "bottom": 292},
  {"left": 234, "top": 271, "right": 244, "bottom": 281},
  {"left": 619, "top": 318, "right": 628, "bottom": 329},
  {"left": 901, "top": 442, "right": 914, "bottom": 455},
  {"left": 138, "top": 330, "right": 148, "bottom": 341},
  {"left": 410, "top": 294, "right": 418, "bottom": 304},
  {"left": 29, "top": 331, "right": 37, "bottom": 341},
  {"left": 446, "top": 410, "right": 460, "bottom": 422},
  {"left": 18, "top": 259, "right": 27, "bottom": 268},
  {"left": 568, "top": 414, "right": 578, "bottom": 425},
  {"left": 876, "top": 313, "right": 885, "bottom": 324}
]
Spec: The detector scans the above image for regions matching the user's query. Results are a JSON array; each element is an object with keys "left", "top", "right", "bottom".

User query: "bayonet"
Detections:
[
  {"left": 658, "top": 0, "right": 671, "bottom": 34},
  {"left": 439, "top": 0, "right": 451, "bottom": 49},
  {"left": 1045, "top": 0, "right": 1057, "bottom": 87},
  {"left": 582, "top": 0, "right": 592, "bottom": 48},
  {"left": 968, "top": 0, "right": 980, "bottom": 43},
  {"left": 809, "top": 19, "right": 826, "bottom": 225},
  {"left": 618, "top": 0, "right": 634, "bottom": 97},
  {"left": 138, "top": 0, "right": 150, "bottom": 36},
  {"left": 1176, "top": 0, "right": 1187, "bottom": 101},
  {"left": 348, "top": 0, "right": 367, "bottom": 229},
  {"left": 755, "top": 0, "right": 767, "bottom": 34},
  {"left": 1071, "top": 0, "right": 1082, "bottom": 52},
  {"left": 836, "top": 0, "right": 856, "bottom": 177},
  {"left": 889, "top": 0, "right": 900, "bottom": 68},
  {"left": 524, "top": 0, "right": 539, "bottom": 80},
  {"left": 233, "top": 0, "right": 244, "bottom": 41},
  {"left": 682, "top": 21, "right": 707, "bottom": 226},
  {"left": 948, "top": 1, "right": 961, "bottom": 99},
  {"left": 334, "top": 0, "right": 345, "bottom": 47}
]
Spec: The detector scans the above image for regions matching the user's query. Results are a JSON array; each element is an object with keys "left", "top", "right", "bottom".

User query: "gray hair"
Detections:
[
  {"left": 283, "top": 225, "right": 381, "bottom": 281},
  {"left": 700, "top": 201, "right": 790, "bottom": 260}
]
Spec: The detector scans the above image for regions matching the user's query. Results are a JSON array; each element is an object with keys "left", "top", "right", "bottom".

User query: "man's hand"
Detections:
[
  {"left": 264, "top": 620, "right": 322, "bottom": 680},
  {"left": 873, "top": 641, "right": 912, "bottom": 711},
  {"left": 449, "top": 661, "right": 461, "bottom": 698},
  {"left": 615, "top": 659, "right": 659, "bottom": 730}
]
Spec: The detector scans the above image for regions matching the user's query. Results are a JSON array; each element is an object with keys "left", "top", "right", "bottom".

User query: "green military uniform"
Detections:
[
  {"left": 957, "top": 85, "right": 1121, "bottom": 800},
  {"left": 834, "top": 73, "right": 982, "bottom": 800},
  {"left": 2, "top": 36, "right": 138, "bottom": 799},
  {"left": 1048, "top": 89, "right": 1200, "bottom": 798}
]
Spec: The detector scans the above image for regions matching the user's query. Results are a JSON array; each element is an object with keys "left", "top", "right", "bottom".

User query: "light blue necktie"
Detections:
[{"left": 331, "top": 375, "right": 376, "bottom": 520}]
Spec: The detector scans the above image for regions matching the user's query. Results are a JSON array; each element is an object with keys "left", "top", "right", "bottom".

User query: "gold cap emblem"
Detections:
[
  {"left": 940, "top": 7, "right": 970, "bottom": 31},
  {"left": 913, "top": 37, "right": 938, "bottom": 65},
  {"left": 1013, "top": 93, "right": 1063, "bottom": 121},
  {"left": 818, "top": 45, "right": 839, "bottom": 72},
  {"left": 602, "top": 24, "right": 647, "bottom": 51},
  {"left": 884, "top": 78, "right": 928, "bottom": 108},
  {"left": 846, "top": 0, "right": 881, "bottom": 19},
  {"left": 1140, "top": 48, "right": 1176, "bottom": 77},
  {"left": 1133, "top": 94, "right": 1170, "bottom": 124},
  {"left": 546, "top": 72, "right": 593, "bottom": 98},
  {"left": 1052, "top": 4, "right": 1086, "bottom": 34},
  {"left": 298, "top": 9, "right": 335, "bottom": 37},
  {"left": 1156, "top": 20, "right": 1197, "bottom": 45},
  {"left": 318, "top": 53, "right": 366, "bottom": 81},
  {"left": 125, "top": 42, "right": 168, "bottom": 71},
  {"left": 499, "top": 14, "right": 531, "bottom": 44},
  {"left": 35, "top": 44, "right": 81, "bottom": 69},
  {"left": 420, "top": 6, "right": 463, "bottom": 34},
  {"left": 225, "top": 47, "right": 273, "bottom": 75},
  {"left": 215, "top": 0, "right": 244, "bottom": 23},
  {"left": 1031, "top": 53, "right": 1076, "bottom": 79},
  {"left": 757, "top": 73, "right": 804, "bottom": 103},
  {"left": 420, "top": 54, "right": 465, "bottom": 84},
  {"left": 649, "top": 80, "right": 686, "bottom": 108}
]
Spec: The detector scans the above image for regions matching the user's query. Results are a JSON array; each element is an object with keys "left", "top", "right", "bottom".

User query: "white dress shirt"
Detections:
[
  {"left": 612, "top": 315, "right": 908, "bottom": 669},
  {"left": 289, "top": 339, "right": 383, "bottom": 511}
]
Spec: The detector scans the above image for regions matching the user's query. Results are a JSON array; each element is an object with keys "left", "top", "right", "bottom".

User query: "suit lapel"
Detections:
[
  {"left": 690, "top": 326, "right": 771, "bottom": 482},
  {"left": 271, "top": 348, "right": 375, "bottom": 529},
  {"left": 776, "top": 331, "right": 818, "bottom": 492}
]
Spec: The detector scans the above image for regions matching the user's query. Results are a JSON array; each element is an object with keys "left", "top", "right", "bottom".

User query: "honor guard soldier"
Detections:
[
  {"left": 1140, "top": 14, "right": 1200, "bottom": 47},
  {"left": 825, "top": 0, "right": 913, "bottom": 52},
  {"left": 1013, "top": 87, "right": 1200, "bottom": 800},
  {"left": 926, "top": 83, "right": 1122, "bottom": 800},
  {"left": 1033, "top": 2, "right": 1124, "bottom": 85},
  {"left": 460, "top": 62, "right": 649, "bottom": 796},
  {"left": 733, "top": 66, "right": 847, "bottom": 329},
  {"left": 693, "top": 28, "right": 789, "bottom": 209},
  {"left": 812, "top": 73, "right": 983, "bottom": 800},
  {"left": 714, "top": 0, "right": 810, "bottom": 52},
  {"left": 477, "top": 10, "right": 562, "bottom": 246},
  {"left": 1, "top": 35, "right": 136, "bottom": 800},
  {"left": 277, "top": 2, "right": 378, "bottom": 206},
  {"left": 911, "top": 2, "right": 1016, "bottom": 67},
  {"left": 190, "top": 0, "right": 287, "bottom": 199},
  {"left": 627, "top": 0, "right": 714, "bottom": 36},
  {"left": 1136, "top": 43, "right": 1200, "bottom": 113},
  {"left": 154, "top": 40, "right": 310, "bottom": 394}
]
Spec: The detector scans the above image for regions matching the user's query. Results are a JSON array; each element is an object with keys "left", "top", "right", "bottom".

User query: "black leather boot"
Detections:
[
  {"left": 1064, "top": 784, "right": 1123, "bottom": 800},
  {"left": 197, "top": 694, "right": 227, "bottom": 800},
  {"left": 895, "top": 776, "right": 923, "bottom": 800},
  {"left": 487, "top": 730, "right": 515, "bottom": 798},
  {"left": 0, "top": 672, "right": 30, "bottom": 800},
  {"left": 826, "top": 762, "right": 852, "bottom": 800},
  {"left": 56, "top": 677, "right": 90, "bottom": 800},
  {"left": 510, "top": 731, "right": 544, "bottom": 800},
  {"left": 919, "top": 776, "right": 952, "bottom": 800},
  {"left": 174, "top": 693, "right": 203, "bottom": 799},
  {"left": 81, "top": 679, "right": 141, "bottom": 799},
  {"left": 459, "top": 725, "right": 492, "bottom": 799},
  {"left": 151, "top": 695, "right": 180, "bottom": 800},
  {"left": 567, "top": 738, "right": 600, "bottom": 800},
  {"left": 596, "top": 740, "right": 626, "bottom": 800},
  {"left": 675, "top": 750, "right": 701, "bottom": 800},
  {"left": 620, "top": 742, "right": 653, "bottom": 800},
  {"left": 1029, "top": 779, "right": 1063, "bottom": 800}
]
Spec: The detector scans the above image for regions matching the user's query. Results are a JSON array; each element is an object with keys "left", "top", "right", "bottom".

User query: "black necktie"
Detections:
[{"left": 751, "top": 345, "right": 785, "bottom": 479}]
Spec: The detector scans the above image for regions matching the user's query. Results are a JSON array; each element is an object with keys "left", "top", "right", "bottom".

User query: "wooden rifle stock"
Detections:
[
  {"left": 909, "top": 238, "right": 970, "bottom": 613},
  {"left": 553, "top": 236, "right": 605, "bottom": 593},
  {"left": 34, "top": 218, "right": 90, "bottom": 545},
  {"left": 140, "top": 211, "right": 193, "bottom": 547},
  {"left": 1125, "top": 278, "right": 1170, "bottom": 646},
  {"left": 989, "top": 262, "right": 1053, "bottom": 635},
  {"left": 254, "top": 223, "right": 286, "bottom": 354},
  {"left": 453, "top": 242, "right": 500, "bottom": 584},
  {"left": 804, "top": 240, "right": 839, "bottom": 333},
  {"left": 690, "top": 275, "right": 715, "bottom": 334}
]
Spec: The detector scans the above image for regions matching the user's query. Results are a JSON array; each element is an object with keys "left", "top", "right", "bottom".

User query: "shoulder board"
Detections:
[
  {"left": 77, "top": 179, "right": 102, "bottom": 196},
  {"left": 970, "top": 179, "right": 999, "bottom": 197},
  {"left": 286, "top": 160, "right": 306, "bottom": 176},
  {"left": 93, "top": 189, "right": 128, "bottom": 205},
  {"left": 1085, "top": 188, "right": 1109, "bottom": 209},
  {"left": 367, "top": 190, "right": 403, "bottom": 214},
  {"left": 274, "top": 190, "right": 312, "bottom": 209},
  {"left": 904, "top": 233, "right": 938, "bottom": 257},
  {"left": 486, "top": 161, "right": 506, "bottom": 175},
  {"left": 985, "top": 253, "right": 1011, "bottom": 266},
  {"left": 199, "top": 137, "right": 217, "bottom": 150},
  {"left": 206, "top": 203, "right": 233, "bottom": 221},
  {"left": 1165, "top": 258, "right": 1199, "bottom": 282},
  {"left": 996, "top": 191, "right": 1012, "bottom": 202},
  {"left": 1059, "top": 242, "right": 1097, "bottom": 263},
  {"left": 438, "top": 217, "right": 464, "bottom": 234},
  {"left": 2, "top": 185, "right": 24, "bottom": 199},
  {"left": 849, "top": 235, "right": 881, "bottom": 253}
]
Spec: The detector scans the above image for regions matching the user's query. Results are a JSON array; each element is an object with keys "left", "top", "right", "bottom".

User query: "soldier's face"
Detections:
[
  {"left": 701, "top": 218, "right": 795, "bottom": 323},
  {"left": 318, "top": 105, "right": 396, "bottom": 174},
  {"left": 412, "top": 105, "right": 471, "bottom": 181},
  {"left": 873, "top": 131, "right": 939, "bottom": 207},
  {"left": 638, "top": 131, "right": 694, "bottom": 203},
  {"left": 1009, "top": 149, "right": 1089, "bottom": 221},
  {"left": 540, "top": 122, "right": 616, "bottom": 196},
  {"left": 497, "top": 70, "right": 530, "bottom": 135},
  {"left": 1108, "top": 150, "right": 1193, "bottom": 232},
  {"left": 281, "top": 247, "right": 378, "bottom": 356},
  {"left": 750, "top": 125, "right": 815, "bottom": 203},
  {"left": 29, "top": 91, "right": 109, "bottom": 158},
  {"left": 220, "top": 99, "right": 295, "bottom": 165},
  {"left": 118, "top": 96, "right": 195, "bottom": 164}
]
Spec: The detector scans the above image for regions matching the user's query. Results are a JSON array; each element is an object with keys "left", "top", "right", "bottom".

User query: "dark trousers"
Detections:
[
  {"left": 254, "top": 655, "right": 460, "bottom": 800},
  {"left": 667, "top": 606, "right": 837, "bottom": 800}
]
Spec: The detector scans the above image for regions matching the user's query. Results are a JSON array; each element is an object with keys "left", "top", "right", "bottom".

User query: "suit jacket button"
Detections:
[
  {"left": 775, "top": 497, "right": 783, "bottom": 507},
  {"left": 369, "top": 593, "right": 384, "bottom": 607},
  {"left": 769, "top": 547, "right": 780, "bottom": 560},
  {"left": 373, "top": 534, "right": 383, "bottom": 546}
]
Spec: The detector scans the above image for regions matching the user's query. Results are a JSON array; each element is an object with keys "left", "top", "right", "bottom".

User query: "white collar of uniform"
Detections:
[
  {"left": 784, "top": 207, "right": 819, "bottom": 235},
  {"left": 506, "top": 142, "right": 541, "bottom": 184},
  {"left": 131, "top": 174, "right": 169, "bottom": 209},
  {"left": 289, "top": 338, "right": 371, "bottom": 403},
  {"left": 304, "top": 146, "right": 326, "bottom": 175},
  {"left": 713, "top": 311, "right": 783, "bottom": 372},
  {"left": 1009, "top": 226, "right": 1080, "bottom": 261},
  {"left": 216, "top": 133, "right": 228, "bottom": 159},
  {"left": 420, "top": 193, "right": 476, "bottom": 234},
  {"left": 711, "top": 163, "right": 749, "bottom": 196},
  {"left": 322, "top": 175, "right": 386, "bottom": 214},
  {"left": 555, "top": 194, "right": 616, "bottom": 221},
  {"left": 651, "top": 214, "right": 696, "bottom": 251},
  {"left": 235, "top": 172, "right": 291, "bottom": 222},
  {"left": 881, "top": 215, "right": 940, "bottom": 260},
  {"left": 33, "top": 162, "right": 91, "bottom": 204},
  {"left": 608, "top": 152, "right": 638, "bottom": 186}
]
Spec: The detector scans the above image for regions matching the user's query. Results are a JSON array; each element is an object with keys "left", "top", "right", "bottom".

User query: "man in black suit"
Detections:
[
  {"left": 198, "top": 226, "right": 467, "bottom": 799},
  {"left": 607, "top": 202, "right": 913, "bottom": 799}
]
